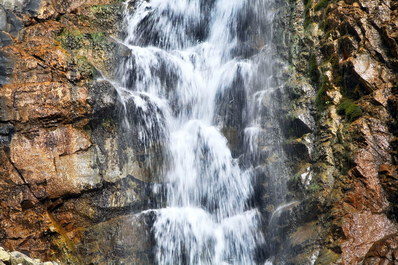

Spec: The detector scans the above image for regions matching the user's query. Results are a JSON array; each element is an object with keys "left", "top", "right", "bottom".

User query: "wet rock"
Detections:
[
  {"left": 283, "top": 140, "right": 311, "bottom": 163},
  {"left": 88, "top": 80, "right": 118, "bottom": 117},
  {"left": 0, "top": 82, "right": 90, "bottom": 123},
  {"left": 0, "top": 50, "right": 12, "bottom": 87},
  {"left": 76, "top": 212, "right": 155, "bottom": 265},
  {"left": 290, "top": 222, "right": 320, "bottom": 248},
  {"left": 363, "top": 233, "right": 398, "bottom": 265},
  {"left": 347, "top": 53, "right": 387, "bottom": 93},
  {"left": 0, "top": 6, "right": 7, "bottom": 31},
  {"left": 0, "top": 122, "right": 13, "bottom": 145},
  {"left": 281, "top": 115, "right": 313, "bottom": 139},
  {"left": 280, "top": 0, "right": 398, "bottom": 264},
  {"left": 0, "top": 32, "right": 12, "bottom": 47},
  {"left": 379, "top": 164, "right": 398, "bottom": 217},
  {"left": 0, "top": 0, "right": 144, "bottom": 262}
]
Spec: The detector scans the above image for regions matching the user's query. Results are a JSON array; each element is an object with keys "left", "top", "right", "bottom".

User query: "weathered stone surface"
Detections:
[
  {"left": 279, "top": 0, "right": 398, "bottom": 264},
  {"left": 10, "top": 126, "right": 97, "bottom": 198},
  {"left": 0, "top": 0, "right": 154, "bottom": 263},
  {"left": 342, "top": 212, "right": 396, "bottom": 264},
  {"left": 76, "top": 212, "right": 155, "bottom": 265},
  {"left": 364, "top": 233, "right": 398, "bottom": 265},
  {"left": 0, "top": 0, "right": 396, "bottom": 264},
  {"left": 0, "top": 247, "right": 58, "bottom": 265},
  {"left": 0, "top": 248, "right": 10, "bottom": 263}
]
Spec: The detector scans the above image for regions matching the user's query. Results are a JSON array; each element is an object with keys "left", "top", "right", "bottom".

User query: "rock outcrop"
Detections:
[
  {"left": 0, "top": 247, "right": 58, "bottom": 265},
  {"left": 274, "top": 0, "right": 398, "bottom": 264},
  {"left": 0, "top": 0, "right": 155, "bottom": 264}
]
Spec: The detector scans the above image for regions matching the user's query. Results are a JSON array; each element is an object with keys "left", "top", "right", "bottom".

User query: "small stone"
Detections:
[
  {"left": 0, "top": 247, "right": 11, "bottom": 262},
  {"left": 10, "top": 251, "right": 37, "bottom": 265},
  {"left": 0, "top": 7, "right": 7, "bottom": 31}
]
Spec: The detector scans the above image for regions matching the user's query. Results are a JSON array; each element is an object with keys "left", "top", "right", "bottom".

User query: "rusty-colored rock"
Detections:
[
  {"left": 10, "top": 126, "right": 99, "bottom": 199},
  {"left": 0, "top": 0, "right": 153, "bottom": 264}
]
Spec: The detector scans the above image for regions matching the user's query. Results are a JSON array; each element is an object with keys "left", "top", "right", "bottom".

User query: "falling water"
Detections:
[{"left": 114, "top": 0, "right": 282, "bottom": 264}]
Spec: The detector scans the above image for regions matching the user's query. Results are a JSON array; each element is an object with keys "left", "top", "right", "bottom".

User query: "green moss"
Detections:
[
  {"left": 89, "top": 32, "right": 106, "bottom": 45},
  {"left": 58, "top": 28, "right": 109, "bottom": 51},
  {"left": 314, "top": 0, "right": 330, "bottom": 11},
  {"left": 315, "top": 80, "right": 332, "bottom": 111},
  {"left": 303, "top": 0, "right": 313, "bottom": 29},
  {"left": 76, "top": 56, "right": 96, "bottom": 78},
  {"left": 308, "top": 182, "right": 322, "bottom": 192},
  {"left": 315, "top": 249, "right": 340, "bottom": 265},
  {"left": 308, "top": 54, "right": 320, "bottom": 83},
  {"left": 90, "top": 4, "right": 117, "bottom": 19},
  {"left": 91, "top": 4, "right": 112, "bottom": 13},
  {"left": 315, "top": 86, "right": 325, "bottom": 110},
  {"left": 337, "top": 99, "right": 363, "bottom": 122},
  {"left": 58, "top": 29, "right": 85, "bottom": 50},
  {"left": 89, "top": 4, "right": 122, "bottom": 31}
]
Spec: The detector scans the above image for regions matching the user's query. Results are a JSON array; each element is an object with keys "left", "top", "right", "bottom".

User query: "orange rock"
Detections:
[
  {"left": 10, "top": 126, "right": 101, "bottom": 198},
  {"left": 0, "top": 82, "right": 90, "bottom": 123},
  {"left": 342, "top": 212, "right": 397, "bottom": 264}
]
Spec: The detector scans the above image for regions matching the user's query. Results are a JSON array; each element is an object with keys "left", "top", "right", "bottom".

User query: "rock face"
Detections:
[
  {"left": 0, "top": 247, "right": 59, "bottom": 265},
  {"left": 272, "top": 0, "right": 398, "bottom": 264},
  {"left": 0, "top": 0, "right": 155, "bottom": 264}
]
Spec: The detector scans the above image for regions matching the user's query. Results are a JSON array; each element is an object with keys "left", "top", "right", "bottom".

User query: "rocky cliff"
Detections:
[
  {"left": 0, "top": 0, "right": 397, "bottom": 264},
  {"left": 0, "top": 0, "right": 154, "bottom": 264},
  {"left": 275, "top": 0, "right": 398, "bottom": 264}
]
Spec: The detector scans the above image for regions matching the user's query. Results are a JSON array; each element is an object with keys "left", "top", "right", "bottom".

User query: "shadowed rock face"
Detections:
[{"left": 0, "top": 0, "right": 155, "bottom": 264}]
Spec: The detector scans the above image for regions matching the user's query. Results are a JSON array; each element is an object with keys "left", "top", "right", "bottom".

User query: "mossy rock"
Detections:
[
  {"left": 76, "top": 56, "right": 97, "bottom": 79},
  {"left": 337, "top": 99, "right": 363, "bottom": 122},
  {"left": 89, "top": 32, "right": 106, "bottom": 45},
  {"left": 314, "top": 0, "right": 330, "bottom": 11},
  {"left": 315, "top": 84, "right": 331, "bottom": 111},
  {"left": 308, "top": 54, "right": 320, "bottom": 83},
  {"left": 89, "top": 4, "right": 123, "bottom": 31},
  {"left": 57, "top": 29, "right": 85, "bottom": 50},
  {"left": 315, "top": 249, "right": 340, "bottom": 265}
]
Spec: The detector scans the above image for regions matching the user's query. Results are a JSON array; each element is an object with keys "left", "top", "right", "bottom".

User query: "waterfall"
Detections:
[{"left": 114, "top": 0, "right": 281, "bottom": 264}]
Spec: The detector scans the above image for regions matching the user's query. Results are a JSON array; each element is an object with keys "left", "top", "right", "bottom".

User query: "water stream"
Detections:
[{"left": 114, "top": 0, "right": 284, "bottom": 264}]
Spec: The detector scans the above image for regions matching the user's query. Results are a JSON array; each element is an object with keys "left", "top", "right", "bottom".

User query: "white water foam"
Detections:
[{"left": 115, "top": 0, "right": 279, "bottom": 264}]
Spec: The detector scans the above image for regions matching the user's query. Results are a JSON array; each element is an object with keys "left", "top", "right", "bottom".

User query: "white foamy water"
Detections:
[{"left": 115, "top": 0, "right": 278, "bottom": 264}]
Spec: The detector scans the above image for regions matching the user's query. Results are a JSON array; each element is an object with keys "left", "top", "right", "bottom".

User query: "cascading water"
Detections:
[{"left": 114, "top": 0, "right": 283, "bottom": 264}]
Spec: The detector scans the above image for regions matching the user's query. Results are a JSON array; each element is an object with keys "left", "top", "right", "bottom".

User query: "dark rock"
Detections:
[
  {"left": 76, "top": 212, "right": 155, "bottom": 265},
  {"left": 0, "top": 7, "right": 7, "bottom": 31},
  {"left": 88, "top": 80, "right": 118, "bottom": 118},
  {"left": 0, "top": 122, "right": 14, "bottom": 145},
  {"left": 379, "top": 164, "right": 398, "bottom": 219},
  {"left": 0, "top": 51, "right": 12, "bottom": 87},
  {"left": 0, "top": 32, "right": 12, "bottom": 47},
  {"left": 281, "top": 116, "right": 313, "bottom": 139},
  {"left": 3, "top": 10, "right": 23, "bottom": 36}
]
